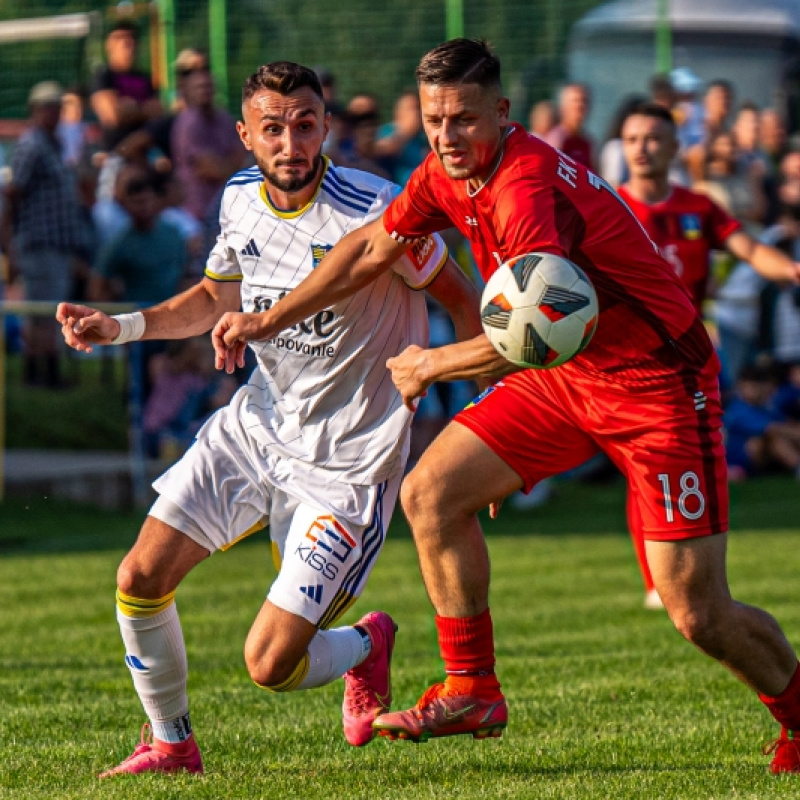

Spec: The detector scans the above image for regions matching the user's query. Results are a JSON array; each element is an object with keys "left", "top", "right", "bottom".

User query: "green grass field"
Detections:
[{"left": 2, "top": 477, "right": 800, "bottom": 799}]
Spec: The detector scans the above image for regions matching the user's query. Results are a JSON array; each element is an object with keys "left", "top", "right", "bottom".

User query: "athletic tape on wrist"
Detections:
[{"left": 110, "top": 311, "right": 146, "bottom": 345}]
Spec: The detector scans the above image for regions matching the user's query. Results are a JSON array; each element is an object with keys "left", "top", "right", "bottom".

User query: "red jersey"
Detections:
[
  {"left": 617, "top": 184, "right": 741, "bottom": 312},
  {"left": 384, "top": 123, "right": 716, "bottom": 385}
]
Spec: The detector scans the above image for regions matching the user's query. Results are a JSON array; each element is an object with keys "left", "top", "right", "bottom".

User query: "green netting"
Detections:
[{"left": 0, "top": 0, "right": 606, "bottom": 124}]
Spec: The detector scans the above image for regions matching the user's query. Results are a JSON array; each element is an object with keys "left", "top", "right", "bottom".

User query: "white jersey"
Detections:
[{"left": 205, "top": 157, "right": 448, "bottom": 485}]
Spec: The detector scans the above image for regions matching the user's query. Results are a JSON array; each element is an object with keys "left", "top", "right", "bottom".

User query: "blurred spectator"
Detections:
[
  {"left": 89, "top": 163, "right": 187, "bottom": 305},
  {"left": 153, "top": 170, "right": 203, "bottom": 270},
  {"left": 715, "top": 184, "right": 800, "bottom": 380},
  {"left": 775, "top": 360, "right": 800, "bottom": 421},
  {"left": 171, "top": 69, "right": 247, "bottom": 222},
  {"left": 760, "top": 108, "right": 789, "bottom": 173},
  {"left": 376, "top": 89, "right": 429, "bottom": 185},
  {"left": 1, "top": 81, "right": 91, "bottom": 387},
  {"left": 57, "top": 86, "right": 93, "bottom": 167},
  {"left": 342, "top": 109, "right": 392, "bottom": 179},
  {"left": 314, "top": 67, "right": 338, "bottom": 108},
  {"left": 527, "top": 99, "right": 557, "bottom": 139},
  {"left": 693, "top": 130, "right": 765, "bottom": 232},
  {"left": 733, "top": 103, "right": 770, "bottom": 174},
  {"left": 649, "top": 73, "right": 677, "bottom": 111},
  {"left": 670, "top": 67, "right": 705, "bottom": 154},
  {"left": 116, "top": 48, "right": 209, "bottom": 172},
  {"left": 598, "top": 93, "right": 647, "bottom": 188},
  {"left": 544, "top": 82, "right": 594, "bottom": 168},
  {"left": 685, "top": 79, "right": 734, "bottom": 182},
  {"left": 322, "top": 101, "right": 351, "bottom": 165},
  {"left": 142, "top": 336, "right": 236, "bottom": 459},
  {"left": 347, "top": 92, "right": 380, "bottom": 118},
  {"left": 724, "top": 362, "right": 800, "bottom": 482},
  {"left": 90, "top": 20, "right": 162, "bottom": 156}
]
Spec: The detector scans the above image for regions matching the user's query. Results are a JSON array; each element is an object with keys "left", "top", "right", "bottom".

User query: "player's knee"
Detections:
[
  {"left": 244, "top": 639, "right": 302, "bottom": 689},
  {"left": 668, "top": 601, "right": 727, "bottom": 659},
  {"left": 401, "top": 462, "right": 442, "bottom": 522},
  {"left": 116, "top": 553, "right": 172, "bottom": 599}
]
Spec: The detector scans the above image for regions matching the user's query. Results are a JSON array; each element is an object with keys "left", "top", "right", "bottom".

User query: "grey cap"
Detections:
[{"left": 28, "top": 81, "right": 64, "bottom": 106}]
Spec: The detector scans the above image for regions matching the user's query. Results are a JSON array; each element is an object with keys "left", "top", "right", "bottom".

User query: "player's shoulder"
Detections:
[
  {"left": 221, "top": 165, "right": 263, "bottom": 204},
  {"left": 321, "top": 159, "right": 398, "bottom": 214},
  {"left": 668, "top": 184, "right": 719, "bottom": 213}
]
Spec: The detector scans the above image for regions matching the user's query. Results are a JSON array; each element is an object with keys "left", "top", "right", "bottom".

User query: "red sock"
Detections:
[
  {"left": 759, "top": 662, "right": 800, "bottom": 730},
  {"left": 436, "top": 608, "right": 496, "bottom": 677},
  {"left": 627, "top": 492, "right": 654, "bottom": 592},
  {"left": 153, "top": 735, "right": 196, "bottom": 757}
]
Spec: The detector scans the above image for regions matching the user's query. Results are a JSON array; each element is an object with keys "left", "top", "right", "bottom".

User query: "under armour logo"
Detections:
[
  {"left": 241, "top": 239, "right": 260, "bottom": 257},
  {"left": 465, "top": 216, "right": 479, "bottom": 226}
]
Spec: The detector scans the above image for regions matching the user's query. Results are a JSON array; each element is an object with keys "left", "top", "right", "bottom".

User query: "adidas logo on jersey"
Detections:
[
  {"left": 241, "top": 239, "right": 260, "bottom": 257},
  {"left": 300, "top": 584, "right": 324, "bottom": 604}
]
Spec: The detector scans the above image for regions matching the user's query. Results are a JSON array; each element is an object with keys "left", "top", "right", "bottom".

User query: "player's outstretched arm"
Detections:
[
  {"left": 212, "top": 218, "right": 407, "bottom": 369},
  {"left": 726, "top": 230, "right": 800, "bottom": 284},
  {"left": 58, "top": 278, "right": 241, "bottom": 354}
]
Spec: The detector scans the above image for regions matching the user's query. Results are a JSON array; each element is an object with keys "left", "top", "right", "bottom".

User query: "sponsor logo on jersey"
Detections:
[
  {"left": 294, "top": 516, "right": 357, "bottom": 581},
  {"left": 407, "top": 236, "right": 435, "bottom": 270},
  {"left": 241, "top": 238, "right": 261, "bottom": 257},
  {"left": 252, "top": 293, "right": 338, "bottom": 357},
  {"left": 465, "top": 216, "right": 479, "bottom": 226},
  {"left": 299, "top": 584, "right": 324, "bottom": 604},
  {"left": 680, "top": 214, "right": 702, "bottom": 240},
  {"left": 311, "top": 243, "right": 333, "bottom": 267}
]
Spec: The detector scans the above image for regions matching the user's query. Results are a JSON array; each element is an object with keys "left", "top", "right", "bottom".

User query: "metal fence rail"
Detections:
[{"left": 0, "top": 300, "right": 148, "bottom": 507}]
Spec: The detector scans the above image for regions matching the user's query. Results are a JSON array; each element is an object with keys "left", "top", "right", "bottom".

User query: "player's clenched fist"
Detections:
[
  {"left": 56, "top": 303, "right": 120, "bottom": 354},
  {"left": 211, "top": 311, "right": 269, "bottom": 374}
]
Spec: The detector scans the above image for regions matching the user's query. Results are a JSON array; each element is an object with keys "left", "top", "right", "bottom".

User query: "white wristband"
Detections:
[{"left": 110, "top": 311, "right": 146, "bottom": 345}]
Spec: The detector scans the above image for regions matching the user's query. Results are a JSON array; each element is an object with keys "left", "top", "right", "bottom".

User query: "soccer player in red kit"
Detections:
[
  {"left": 212, "top": 40, "right": 800, "bottom": 771},
  {"left": 618, "top": 102, "right": 800, "bottom": 608}
]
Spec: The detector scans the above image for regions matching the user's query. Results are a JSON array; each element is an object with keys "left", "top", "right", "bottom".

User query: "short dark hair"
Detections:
[
  {"left": 107, "top": 20, "right": 139, "bottom": 39},
  {"left": 621, "top": 101, "right": 677, "bottom": 134},
  {"left": 242, "top": 62, "right": 323, "bottom": 104},
  {"left": 415, "top": 38, "right": 501, "bottom": 90}
]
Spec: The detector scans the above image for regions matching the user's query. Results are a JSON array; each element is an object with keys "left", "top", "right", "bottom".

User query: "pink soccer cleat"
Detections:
[
  {"left": 373, "top": 681, "right": 507, "bottom": 743},
  {"left": 342, "top": 611, "right": 397, "bottom": 746},
  {"left": 98, "top": 723, "right": 203, "bottom": 778},
  {"left": 764, "top": 728, "right": 800, "bottom": 773}
]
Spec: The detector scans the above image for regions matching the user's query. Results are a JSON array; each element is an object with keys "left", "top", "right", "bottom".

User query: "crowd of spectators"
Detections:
[{"left": 1, "top": 26, "right": 799, "bottom": 476}]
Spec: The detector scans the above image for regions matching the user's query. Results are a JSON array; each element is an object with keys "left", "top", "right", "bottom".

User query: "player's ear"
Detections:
[
  {"left": 237, "top": 119, "right": 252, "bottom": 151},
  {"left": 496, "top": 97, "right": 510, "bottom": 125}
]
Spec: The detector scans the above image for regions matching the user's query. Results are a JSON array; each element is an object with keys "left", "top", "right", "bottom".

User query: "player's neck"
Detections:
[{"left": 625, "top": 176, "right": 671, "bottom": 205}]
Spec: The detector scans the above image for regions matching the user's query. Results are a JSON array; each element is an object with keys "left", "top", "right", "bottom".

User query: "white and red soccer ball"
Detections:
[{"left": 480, "top": 252, "right": 599, "bottom": 368}]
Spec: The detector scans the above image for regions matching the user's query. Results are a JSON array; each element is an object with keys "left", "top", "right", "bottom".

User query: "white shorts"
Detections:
[{"left": 150, "top": 404, "right": 402, "bottom": 628}]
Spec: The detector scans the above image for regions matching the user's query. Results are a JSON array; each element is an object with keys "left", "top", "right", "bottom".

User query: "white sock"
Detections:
[
  {"left": 117, "top": 602, "right": 193, "bottom": 743},
  {"left": 297, "top": 625, "right": 371, "bottom": 690}
]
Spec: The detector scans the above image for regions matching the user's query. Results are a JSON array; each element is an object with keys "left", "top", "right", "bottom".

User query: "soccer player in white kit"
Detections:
[{"left": 57, "top": 61, "right": 482, "bottom": 777}]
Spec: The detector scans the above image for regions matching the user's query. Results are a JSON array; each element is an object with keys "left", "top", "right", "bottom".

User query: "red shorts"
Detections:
[{"left": 455, "top": 363, "right": 729, "bottom": 541}]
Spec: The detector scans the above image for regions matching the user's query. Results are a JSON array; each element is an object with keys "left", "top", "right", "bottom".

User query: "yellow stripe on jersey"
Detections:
[
  {"left": 317, "top": 588, "right": 358, "bottom": 630},
  {"left": 116, "top": 589, "right": 175, "bottom": 618},
  {"left": 260, "top": 158, "right": 330, "bottom": 218},
  {"left": 271, "top": 541, "right": 282, "bottom": 572},
  {"left": 220, "top": 516, "right": 269, "bottom": 552},
  {"left": 204, "top": 268, "right": 243, "bottom": 282},
  {"left": 254, "top": 652, "right": 310, "bottom": 693}
]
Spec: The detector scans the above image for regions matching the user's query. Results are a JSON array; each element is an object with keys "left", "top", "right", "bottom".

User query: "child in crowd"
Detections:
[
  {"left": 724, "top": 362, "right": 800, "bottom": 480},
  {"left": 142, "top": 336, "right": 236, "bottom": 459}
]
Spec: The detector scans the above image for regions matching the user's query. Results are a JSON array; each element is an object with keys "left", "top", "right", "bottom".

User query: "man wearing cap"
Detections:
[{"left": 0, "top": 81, "right": 90, "bottom": 387}]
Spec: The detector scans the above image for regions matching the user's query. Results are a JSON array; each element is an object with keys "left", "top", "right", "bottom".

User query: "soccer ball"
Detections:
[{"left": 480, "top": 252, "right": 599, "bottom": 368}]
